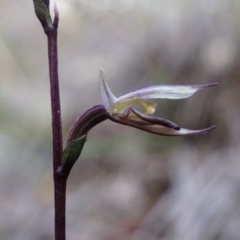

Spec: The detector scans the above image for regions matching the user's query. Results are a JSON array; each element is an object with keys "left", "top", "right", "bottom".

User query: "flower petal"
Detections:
[
  {"left": 99, "top": 69, "right": 117, "bottom": 112},
  {"left": 139, "top": 125, "right": 216, "bottom": 136},
  {"left": 109, "top": 113, "right": 216, "bottom": 136},
  {"left": 117, "top": 83, "right": 218, "bottom": 101}
]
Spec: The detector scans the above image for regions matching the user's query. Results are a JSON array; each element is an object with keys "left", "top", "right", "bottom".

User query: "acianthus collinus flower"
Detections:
[
  {"left": 58, "top": 71, "right": 217, "bottom": 175},
  {"left": 99, "top": 70, "right": 217, "bottom": 136}
]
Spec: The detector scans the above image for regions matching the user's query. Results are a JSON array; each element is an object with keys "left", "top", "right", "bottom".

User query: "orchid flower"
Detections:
[{"left": 99, "top": 70, "right": 217, "bottom": 136}]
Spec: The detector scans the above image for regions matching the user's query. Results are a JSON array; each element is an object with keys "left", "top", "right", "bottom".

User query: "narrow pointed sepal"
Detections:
[
  {"left": 109, "top": 113, "right": 216, "bottom": 136},
  {"left": 57, "top": 135, "right": 87, "bottom": 176},
  {"left": 138, "top": 125, "right": 216, "bottom": 136},
  {"left": 99, "top": 70, "right": 117, "bottom": 112},
  {"left": 117, "top": 83, "right": 218, "bottom": 101}
]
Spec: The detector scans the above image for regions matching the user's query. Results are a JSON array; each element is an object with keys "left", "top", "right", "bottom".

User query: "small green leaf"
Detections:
[
  {"left": 42, "top": 0, "right": 50, "bottom": 9},
  {"left": 57, "top": 135, "right": 87, "bottom": 176},
  {"left": 33, "top": 0, "right": 53, "bottom": 33}
]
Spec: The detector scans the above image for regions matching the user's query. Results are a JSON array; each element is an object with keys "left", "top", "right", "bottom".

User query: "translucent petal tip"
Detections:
[
  {"left": 98, "top": 69, "right": 117, "bottom": 112},
  {"left": 198, "top": 125, "right": 216, "bottom": 134},
  {"left": 99, "top": 69, "right": 105, "bottom": 80},
  {"left": 195, "top": 83, "right": 218, "bottom": 89}
]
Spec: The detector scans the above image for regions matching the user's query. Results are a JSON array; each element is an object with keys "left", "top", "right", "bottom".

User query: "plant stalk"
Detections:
[{"left": 47, "top": 26, "right": 66, "bottom": 240}]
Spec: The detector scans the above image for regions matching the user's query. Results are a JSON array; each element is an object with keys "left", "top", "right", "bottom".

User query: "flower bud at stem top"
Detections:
[{"left": 33, "top": 0, "right": 53, "bottom": 34}]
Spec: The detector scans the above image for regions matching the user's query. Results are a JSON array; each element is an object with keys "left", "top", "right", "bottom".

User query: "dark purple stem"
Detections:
[{"left": 47, "top": 22, "right": 66, "bottom": 240}]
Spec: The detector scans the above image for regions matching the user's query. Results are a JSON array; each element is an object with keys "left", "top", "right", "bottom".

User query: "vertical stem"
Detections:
[{"left": 47, "top": 28, "right": 66, "bottom": 240}]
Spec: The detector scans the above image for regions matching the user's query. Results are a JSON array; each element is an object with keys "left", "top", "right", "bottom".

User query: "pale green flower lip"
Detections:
[{"left": 99, "top": 70, "right": 217, "bottom": 136}]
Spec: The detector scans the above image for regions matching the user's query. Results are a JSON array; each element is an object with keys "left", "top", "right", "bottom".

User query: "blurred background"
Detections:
[{"left": 1, "top": 0, "right": 240, "bottom": 239}]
